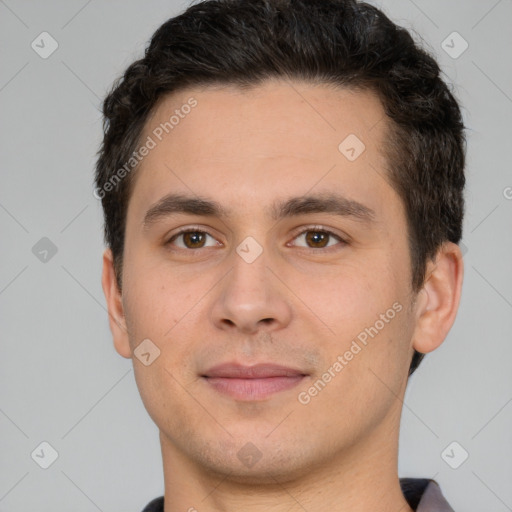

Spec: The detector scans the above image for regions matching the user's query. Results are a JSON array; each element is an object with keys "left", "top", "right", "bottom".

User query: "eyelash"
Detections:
[{"left": 165, "top": 225, "right": 348, "bottom": 252}]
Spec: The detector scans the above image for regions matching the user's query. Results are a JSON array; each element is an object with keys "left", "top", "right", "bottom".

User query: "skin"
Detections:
[{"left": 102, "top": 79, "right": 464, "bottom": 512}]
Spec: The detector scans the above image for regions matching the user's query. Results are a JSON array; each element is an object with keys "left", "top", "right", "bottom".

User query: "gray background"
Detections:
[{"left": 1, "top": 0, "right": 511, "bottom": 511}]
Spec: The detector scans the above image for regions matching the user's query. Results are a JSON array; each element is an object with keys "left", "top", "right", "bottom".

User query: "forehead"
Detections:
[
  {"left": 128, "top": 80, "right": 396, "bottom": 223},
  {"left": 142, "top": 79, "right": 386, "bottom": 161}
]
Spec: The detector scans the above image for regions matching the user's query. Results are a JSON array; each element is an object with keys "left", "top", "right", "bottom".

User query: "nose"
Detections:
[{"left": 210, "top": 246, "right": 293, "bottom": 335}]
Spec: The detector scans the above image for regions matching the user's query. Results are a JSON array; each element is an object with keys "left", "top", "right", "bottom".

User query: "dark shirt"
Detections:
[{"left": 141, "top": 478, "right": 455, "bottom": 511}]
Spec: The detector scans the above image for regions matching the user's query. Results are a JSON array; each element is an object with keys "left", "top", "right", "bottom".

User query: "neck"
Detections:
[{"left": 159, "top": 407, "right": 413, "bottom": 512}]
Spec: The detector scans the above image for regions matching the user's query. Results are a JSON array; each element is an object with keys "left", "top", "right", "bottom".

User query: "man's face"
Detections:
[{"left": 113, "top": 80, "right": 420, "bottom": 481}]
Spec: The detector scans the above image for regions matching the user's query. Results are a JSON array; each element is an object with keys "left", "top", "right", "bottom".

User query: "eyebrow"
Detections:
[{"left": 142, "top": 192, "right": 376, "bottom": 230}]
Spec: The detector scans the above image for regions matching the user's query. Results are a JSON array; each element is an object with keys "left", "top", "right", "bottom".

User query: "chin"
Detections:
[{"left": 193, "top": 437, "right": 312, "bottom": 485}]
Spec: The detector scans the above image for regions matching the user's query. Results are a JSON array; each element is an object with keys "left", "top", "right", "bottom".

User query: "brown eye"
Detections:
[
  {"left": 305, "top": 231, "right": 330, "bottom": 248},
  {"left": 182, "top": 231, "right": 206, "bottom": 248},
  {"left": 292, "top": 229, "right": 345, "bottom": 250},
  {"left": 168, "top": 230, "right": 218, "bottom": 249}
]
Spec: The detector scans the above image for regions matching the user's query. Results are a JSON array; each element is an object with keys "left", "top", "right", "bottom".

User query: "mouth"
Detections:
[{"left": 201, "top": 363, "right": 308, "bottom": 401}]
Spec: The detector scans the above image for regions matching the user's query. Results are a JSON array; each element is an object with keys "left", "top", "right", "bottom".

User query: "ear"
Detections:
[
  {"left": 101, "top": 248, "right": 132, "bottom": 359},
  {"left": 411, "top": 241, "right": 464, "bottom": 354}
]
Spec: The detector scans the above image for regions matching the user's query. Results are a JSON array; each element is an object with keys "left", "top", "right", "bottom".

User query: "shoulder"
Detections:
[
  {"left": 140, "top": 496, "right": 164, "bottom": 512},
  {"left": 400, "top": 478, "right": 455, "bottom": 511}
]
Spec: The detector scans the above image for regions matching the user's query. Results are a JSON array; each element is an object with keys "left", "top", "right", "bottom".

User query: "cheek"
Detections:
[
  {"left": 307, "top": 259, "right": 414, "bottom": 384},
  {"left": 122, "top": 274, "right": 203, "bottom": 430},
  {"left": 132, "top": 357, "right": 200, "bottom": 442},
  {"left": 122, "top": 265, "right": 207, "bottom": 379},
  {"left": 122, "top": 250, "right": 185, "bottom": 329},
  {"left": 308, "top": 262, "right": 399, "bottom": 337},
  {"left": 304, "top": 305, "right": 413, "bottom": 435}
]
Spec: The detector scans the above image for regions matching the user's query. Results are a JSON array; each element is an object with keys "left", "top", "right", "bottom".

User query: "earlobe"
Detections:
[
  {"left": 101, "top": 248, "right": 132, "bottom": 359},
  {"left": 411, "top": 242, "right": 464, "bottom": 355}
]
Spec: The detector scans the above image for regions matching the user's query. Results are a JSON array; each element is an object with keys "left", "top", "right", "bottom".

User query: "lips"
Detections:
[
  {"left": 202, "top": 363, "right": 307, "bottom": 401},
  {"left": 203, "top": 363, "right": 306, "bottom": 379}
]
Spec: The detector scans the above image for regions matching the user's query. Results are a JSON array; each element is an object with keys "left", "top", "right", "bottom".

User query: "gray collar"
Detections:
[{"left": 416, "top": 480, "right": 455, "bottom": 512}]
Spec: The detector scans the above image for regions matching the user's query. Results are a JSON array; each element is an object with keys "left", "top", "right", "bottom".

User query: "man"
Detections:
[{"left": 96, "top": 1, "right": 465, "bottom": 510}]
